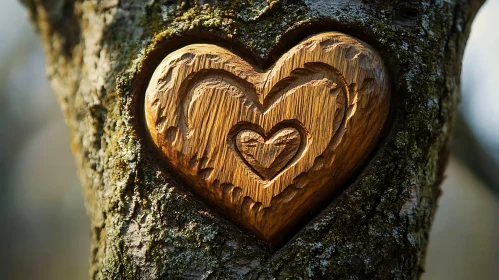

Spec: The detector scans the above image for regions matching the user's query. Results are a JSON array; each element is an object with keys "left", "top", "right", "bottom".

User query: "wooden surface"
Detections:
[
  {"left": 236, "top": 127, "right": 301, "bottom": 180},
  {"left": 144, "top": 32, "right": 390, "bottom": 244}
]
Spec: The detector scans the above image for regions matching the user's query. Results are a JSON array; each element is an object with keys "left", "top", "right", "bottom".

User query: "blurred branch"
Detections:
[{"left": 452, "top": 112, "right": 499, "bottom": 196}]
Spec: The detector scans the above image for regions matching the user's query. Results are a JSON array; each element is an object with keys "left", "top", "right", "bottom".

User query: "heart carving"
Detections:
[
  {"left": 235, "top": 126, "right": 302, "bottom": 180},
  {"left": 144, "top": 32, "right": 390, "bottom": 244}
]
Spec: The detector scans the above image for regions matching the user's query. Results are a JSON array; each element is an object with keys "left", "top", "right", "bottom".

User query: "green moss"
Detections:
[{"left": 98, "top": 1, "right": 463, "bottom": 278}]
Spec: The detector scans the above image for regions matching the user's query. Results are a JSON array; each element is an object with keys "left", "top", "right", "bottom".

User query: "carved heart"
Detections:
[
  {"left": 144, "top": 32, "right": 390, "bottom": 244},
  {"left": 235, "top": 126, "right": 302, "bottom": 180}
]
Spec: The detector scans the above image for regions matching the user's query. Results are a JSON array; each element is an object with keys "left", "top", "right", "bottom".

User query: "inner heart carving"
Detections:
[
  {"left": 144, "top": 32, "right": 390, "bottom": 245},
  {"left": 234, "top": 126, "right": 302, "bottom": 180}
]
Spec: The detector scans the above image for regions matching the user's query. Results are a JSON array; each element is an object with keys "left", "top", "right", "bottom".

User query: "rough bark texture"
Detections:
[{"left": 22, "top": 0, "right": 484, "bottom": 279}]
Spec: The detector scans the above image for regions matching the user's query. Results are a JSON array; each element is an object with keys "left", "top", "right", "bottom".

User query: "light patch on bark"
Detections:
[{"left": 400, "top": 184, "right": 421, "bottom": 225}]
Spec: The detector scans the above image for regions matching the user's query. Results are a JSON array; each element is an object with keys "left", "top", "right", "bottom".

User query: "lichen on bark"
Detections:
[{"left": 22, "top": 0, "right": 484, "bottom": 279}]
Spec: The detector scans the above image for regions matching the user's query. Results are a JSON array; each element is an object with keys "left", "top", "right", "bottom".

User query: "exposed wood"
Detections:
[
  {"left": 144, "top": 32, "right": 390, "bottom": 244},
  {"left": 236, "top": 127, "right": 301, "bottom": 180}
]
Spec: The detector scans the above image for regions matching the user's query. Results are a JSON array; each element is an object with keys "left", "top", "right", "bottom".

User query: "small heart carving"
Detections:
[
  {"left": 235, "top": 126, "right": 302, "bottom": 180},
  {"left": 144, "top": 32, "right": 390, "bottom": 244}
]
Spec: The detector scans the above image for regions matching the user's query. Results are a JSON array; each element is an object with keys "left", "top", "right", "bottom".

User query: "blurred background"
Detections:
[{"left": 0, "top": 1, "right": 498, "bottom": 279}]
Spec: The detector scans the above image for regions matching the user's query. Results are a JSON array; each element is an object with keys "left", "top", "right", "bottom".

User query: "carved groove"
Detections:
[
  {"left": 235, "top": 126, "right": 302, "bottom": 181},
  {"left": 144, "top": 32, "right": 391, "bottom": 244}
]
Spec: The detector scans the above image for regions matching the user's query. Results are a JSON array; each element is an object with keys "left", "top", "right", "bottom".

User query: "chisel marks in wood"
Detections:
[{"left": 144, "top": 32, "right": 390, "bottom": 244}]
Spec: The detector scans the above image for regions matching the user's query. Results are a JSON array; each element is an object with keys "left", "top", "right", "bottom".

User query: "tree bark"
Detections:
[{"left": 22, "top": 0, "right": 484, "bottom": 279}]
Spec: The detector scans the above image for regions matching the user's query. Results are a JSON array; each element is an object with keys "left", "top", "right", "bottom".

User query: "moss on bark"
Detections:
[{"left": 22, "top": 0, "right": 484, "bottom": 279}]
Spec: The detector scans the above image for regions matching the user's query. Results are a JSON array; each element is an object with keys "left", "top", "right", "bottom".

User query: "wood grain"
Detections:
[
  {"left": 236, "top": 127, "right": 301, "bottom": 180},
  {"left": 144, "top": 32, "right": 390, "bottom": 244}
]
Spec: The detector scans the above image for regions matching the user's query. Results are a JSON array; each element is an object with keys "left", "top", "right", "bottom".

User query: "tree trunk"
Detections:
[{"left": 22, "top": 0, "right": 484, "bottom": 279}]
